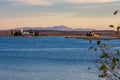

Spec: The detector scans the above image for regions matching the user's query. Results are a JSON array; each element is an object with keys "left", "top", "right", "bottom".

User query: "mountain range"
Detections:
[{"left": 14, "top": 25, "right": 94, "bottom": 31}]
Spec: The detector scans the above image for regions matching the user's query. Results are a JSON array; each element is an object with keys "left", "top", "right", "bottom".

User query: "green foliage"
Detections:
[
  {"left": 100, "top": 53, "right": 109, "bottom": 58},
  {"left": 117, "top": 26, "right": 120, "bottom": 33},
  {"left": 99, "top": 64, "right": 108, "bottom": 74},
  {"left": 111, "top": 56, "right": 116, "bottom": 70},
  {"left": 110, "top": 45, "right": 114, "bottom": 48},
  {"left": 88, "top": 47, "right": 93, "bottom": 51},
  {"left": 35, "top": 31, "right": 39, "bottom": 36},
  {"left": 109, "top": 25, "right": 120, "bottom": 34},
  {"left": 89, "top": 39, "right": 92, "bottom": 43},
  {"left": 99, "top": 74, "right": 106, "bottom": 78},
  {"left": 109, "top": 25, "right": 114, "bottom": 28},
  {"left": 97, "top": 40, "right": 101, "bottom": 45},
  {"left": 86, "top": 32, "right": 92, "bottom": 36},
  {"left": 109, "top": 11, "right": 120, "bottom": 34},
  {"left": 90, "top": 10, "right": 120, "bottom": 80},
  {"left": 114, "top": 10, "right": 118, "bottom": 15},
  {"left": 116, "top": 50, "right": 120, "bottom": 56},
  {"left": 14, "top": 31, "right": 22, "bottom": 36},
  {"left": 89, "top": 40, "right": 120, "bottom": 80}
]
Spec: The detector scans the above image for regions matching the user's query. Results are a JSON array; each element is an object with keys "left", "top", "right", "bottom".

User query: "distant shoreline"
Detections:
[
  {"left": 65, "top": 36, "right": 120, "bottom": 40},
  {"left": 0, "top": 35, "right": 120, "bottom": 40},
  {"left": 0, "top": 30, "right": 120, "bottom": 40}
]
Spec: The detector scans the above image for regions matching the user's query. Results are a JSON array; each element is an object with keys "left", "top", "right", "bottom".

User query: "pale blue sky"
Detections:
[{"left": 0, "top": 0, "right": 120, "bottom": 30}]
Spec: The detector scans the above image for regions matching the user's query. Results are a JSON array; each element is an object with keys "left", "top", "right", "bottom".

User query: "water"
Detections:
[{"left": 0, "top": 36, "right": 119, "bottom": 80}]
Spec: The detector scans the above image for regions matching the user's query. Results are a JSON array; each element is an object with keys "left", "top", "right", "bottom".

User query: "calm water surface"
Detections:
[{"left": 0, "top": 36, "right": 119, "bottom": 80}]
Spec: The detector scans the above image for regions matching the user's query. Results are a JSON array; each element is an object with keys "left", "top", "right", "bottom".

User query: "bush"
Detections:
[
  {"left": 89, "top": 40, "right": 120, "bottom": 80},
  {"left": 14, "top": 31, "right": 22, "bottom": 36},
  {"left": 34, "top": 31, "right": 39, "bottom": 36}
]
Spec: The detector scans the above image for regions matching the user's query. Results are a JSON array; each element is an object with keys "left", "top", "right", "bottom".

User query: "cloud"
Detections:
[
  {"left": 10, "top": 0, "right": 52, "bottom": 6},
  {"left": 0, "top": 0, "right": 119, "bottom": 19},
  {"left": 65, "top": 0, "right": 115, "bottom": 3}
]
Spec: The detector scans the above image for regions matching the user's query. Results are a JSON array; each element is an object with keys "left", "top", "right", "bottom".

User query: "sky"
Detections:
[{"left": 0, "top": 0, "right": 120, "bottom": 30}]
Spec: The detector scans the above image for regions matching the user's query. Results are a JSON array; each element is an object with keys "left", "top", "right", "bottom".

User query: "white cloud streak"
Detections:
[
  {"left": 65, "top": 0, "right": 115, "bottom": 3},
  {"left": 4, "top": 0, "right": 117, "bottom": 6},
  {"left": 12, "top": 0, "right": 52, "bottom": 6}
]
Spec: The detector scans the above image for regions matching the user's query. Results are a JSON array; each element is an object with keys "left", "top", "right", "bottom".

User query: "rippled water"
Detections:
[{"left": 0, "top": 36, "right": 119, "bottom": 80}]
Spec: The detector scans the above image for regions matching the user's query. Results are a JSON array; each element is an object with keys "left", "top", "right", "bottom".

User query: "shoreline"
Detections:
[
  {"left": 0, "top": 35, "right": 120, "bottom": 40},
  {"left": 65, "top": 36, "right": 120, "bottom": 40},
  {"left": 0, "top": 30, "right": 119, "bottom": 40}
]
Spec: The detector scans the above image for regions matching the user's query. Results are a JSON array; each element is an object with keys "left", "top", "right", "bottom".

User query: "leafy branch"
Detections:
[{"left": 89, "top": 40, "right": 120, "bottom": 80}]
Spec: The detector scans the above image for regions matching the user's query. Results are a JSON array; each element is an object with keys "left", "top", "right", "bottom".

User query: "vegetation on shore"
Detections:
[
  {"left": 14, "top": 31, "right": 22, "bottom": 36},
  {"left": 13, "top": 30, "right": 41, "bottom": 37}
]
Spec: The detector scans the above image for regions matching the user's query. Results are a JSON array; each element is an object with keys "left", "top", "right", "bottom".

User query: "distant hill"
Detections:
[
  {"left": 73, "top": 28, "right": 95, "bottom": 31},
  {"left": 13, "top": 25, "right": 94, "bottom": 31},
  {"left": 49, "top": 25, "right": 72, "bottom": 31}
]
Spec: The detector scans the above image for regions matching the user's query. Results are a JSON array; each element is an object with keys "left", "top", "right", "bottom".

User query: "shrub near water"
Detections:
[{"left": 89, "top": 40, "right": 120, "bottom": 80}]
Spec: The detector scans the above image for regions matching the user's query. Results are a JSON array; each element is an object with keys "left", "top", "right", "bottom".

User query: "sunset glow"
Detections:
[{"left": 0, "top": 0, "right": 120, "bottom": 30}]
